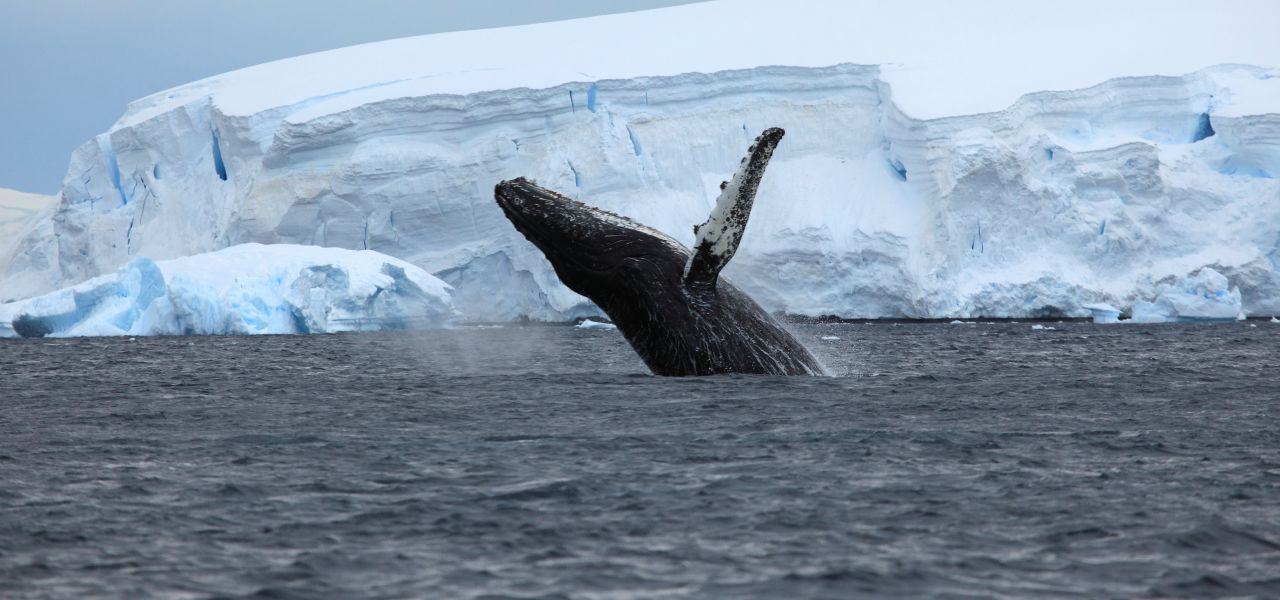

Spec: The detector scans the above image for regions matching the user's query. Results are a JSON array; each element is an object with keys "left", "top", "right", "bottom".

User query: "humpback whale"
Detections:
[{"left": 495, "top": 128, "right": 825, "bottom": 376}]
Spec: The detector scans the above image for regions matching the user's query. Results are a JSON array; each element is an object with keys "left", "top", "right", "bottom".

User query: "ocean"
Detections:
[{"left": 2, "top": 322, "right": 1278, "bottom": 598}]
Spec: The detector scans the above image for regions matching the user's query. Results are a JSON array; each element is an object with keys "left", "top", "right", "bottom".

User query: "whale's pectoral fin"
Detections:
[{"left": 683, "top": 127, "right": 785, "bottom": 287}]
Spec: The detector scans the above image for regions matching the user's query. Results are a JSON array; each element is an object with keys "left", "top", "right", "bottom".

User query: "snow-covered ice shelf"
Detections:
[{"left": 2, "top": 0, "right": 1278, "bottom": 324}]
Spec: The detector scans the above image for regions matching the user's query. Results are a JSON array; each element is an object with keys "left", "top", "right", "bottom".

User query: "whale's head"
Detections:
[{"left": 495, "top": 178, "right": 688, "bottom": 299}]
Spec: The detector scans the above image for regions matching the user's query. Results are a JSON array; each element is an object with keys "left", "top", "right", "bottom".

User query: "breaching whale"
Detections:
[{"left": 495, "top": 127, "right": 825, "bottom": 376}]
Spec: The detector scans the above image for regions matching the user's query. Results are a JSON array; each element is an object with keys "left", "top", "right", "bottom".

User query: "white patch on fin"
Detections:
[{"left": 683, "top": 127, "right": 785, "bottom": 286}]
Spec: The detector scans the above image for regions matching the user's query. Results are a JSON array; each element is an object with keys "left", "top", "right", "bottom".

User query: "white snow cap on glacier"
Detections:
[{"left": 121, "top": 0, "right": 1280, "bottom": 125}]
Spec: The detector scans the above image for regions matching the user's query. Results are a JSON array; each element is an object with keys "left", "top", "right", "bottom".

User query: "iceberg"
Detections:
[
  {"left": 2, "top": 1, "right": 1278, "bottom": 322},
  {"left": 1129, "top": 268, "right": 1243, "bottom": 323},
  {"left": 0, "top": 243, "right": 454, "bottom": 338},
  {"left": 574, "top": 319, "right": 617, "bottom": 331},
  {"left": 1082, "top": 303, "right": 1122, "bottom": 324}
]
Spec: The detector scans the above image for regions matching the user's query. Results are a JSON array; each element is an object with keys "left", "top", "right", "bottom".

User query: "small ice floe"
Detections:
[
  {"left": 1082, "top": 302, "right": 1121, "bottom": 324},
  {"left": 1031, "top": 324, "right": 1057, "bottom": 331},
  {"left": 820, "top": 335, "right": 841, "bottom": 341},
  {"left": 1272, "top": 316, "right": 1280, "bottom": 323},
  {"left": 575, "top": 319, "right": 617, "bottom": 330},
  {"left": 949, "top": 320, "right": 973, "bottom": 325}
]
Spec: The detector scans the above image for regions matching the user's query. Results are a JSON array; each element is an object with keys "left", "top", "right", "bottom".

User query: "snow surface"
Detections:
[
  {"left": 3, "top": 1, "right": 1279, "bottom": 323},
  {"left": 0, "top": 243, "right": 454, "bottom": 338},
  {"left": 112, "top": 0, "right": 1280, "bottom": 124}
]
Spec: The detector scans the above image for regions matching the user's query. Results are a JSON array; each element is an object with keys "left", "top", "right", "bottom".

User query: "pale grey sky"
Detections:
[{"left": 0, "top": 1, "right": 699, "bottom": 193}]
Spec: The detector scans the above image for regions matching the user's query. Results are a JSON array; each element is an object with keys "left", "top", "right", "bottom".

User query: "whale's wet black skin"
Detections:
[{"left": 495, "top": 128, "right": 825, "bottom": 376}]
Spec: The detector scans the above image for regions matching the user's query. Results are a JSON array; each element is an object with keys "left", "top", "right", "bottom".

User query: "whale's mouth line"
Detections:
[
  {"left": 494, "top": 183, "right": 551, "bottom": 243},
  {"left": 497, "top": 180, "right": 639, "bottom": 230},
  {"left": 495, "top": 193, "right": 535, "bottom": 237},
  {"left": 495, "top": 183, "right": 617, "bottom": 279}
]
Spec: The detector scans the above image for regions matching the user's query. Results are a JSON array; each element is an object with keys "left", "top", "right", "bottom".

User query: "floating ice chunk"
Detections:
[
  {"left": 949, "top": 320, "right": 973, "bottom": 325},
  {"left": 575, "top": 319, "right": 617, "bottom": 330},
  {"left": 8, "top": 258, "right": 166, "bottom": 338},
  {"left": 2, "top": 243, "right": 455, "bottom": 338},
  {"left": 820, "top": 335, "right": 840, "bottom": 340},
  {"left": 0, "top": 305, "right": 13, "bottom": 337},
  {"left": 1129, "top": 301, "right": 1167, "bottom": 323},
  {"left": 1129, "top": 268, "right": 1242, "bottom": 323},
  {"left": 1031, "top": 324, "right": 1056, "bottom": 331},
  {"left": 1272, "top": 316, "right": 1280, "bottom": 323},
  {"left": 1082, "top": 302, "right": 1122, "bottom": 324}
]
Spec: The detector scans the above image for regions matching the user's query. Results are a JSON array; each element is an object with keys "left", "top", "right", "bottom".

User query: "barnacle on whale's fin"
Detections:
[{"left": 683, "top": 127, "right": 785, "bottom": 287}]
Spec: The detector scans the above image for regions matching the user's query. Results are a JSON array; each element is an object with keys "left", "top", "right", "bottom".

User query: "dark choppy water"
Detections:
[{"left": 2, "top": 322, "right": 1279, "bottom": 599}]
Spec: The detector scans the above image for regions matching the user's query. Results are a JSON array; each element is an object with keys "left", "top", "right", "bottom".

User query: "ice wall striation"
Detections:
[
  {"left": 0, "top": 243, "right": 455, "bottom": 338},
  {"left": 4, "top": 63, "right": 1279, "bottom": 320}
]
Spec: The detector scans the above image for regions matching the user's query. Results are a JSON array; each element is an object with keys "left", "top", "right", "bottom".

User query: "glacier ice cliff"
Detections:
[
  {"left": 2, "top": 2, "right": 1278, "bottom": 322},
  {"left": 0, "top": 244, "right": 454, "bottom": 338}
]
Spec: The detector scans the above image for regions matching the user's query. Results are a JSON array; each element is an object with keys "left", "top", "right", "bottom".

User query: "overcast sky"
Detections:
[{"left": 0, "top": 0, "right": 697, "bottom": 193}]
